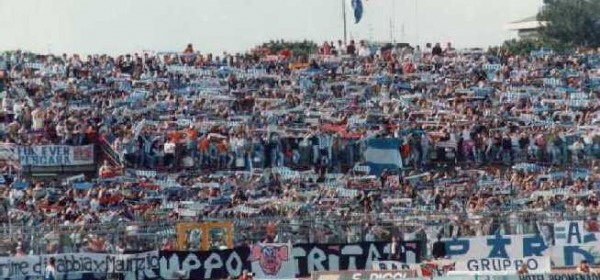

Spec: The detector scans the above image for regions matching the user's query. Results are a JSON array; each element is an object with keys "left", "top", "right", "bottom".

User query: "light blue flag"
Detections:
[{"left": 364, "top": 138, "right": 403, "bottom": 175}]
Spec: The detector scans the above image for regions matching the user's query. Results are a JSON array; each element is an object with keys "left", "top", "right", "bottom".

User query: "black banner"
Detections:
[
  {"left": 158, "top": 247, "right": 251, "bottom": 280},
  {"left": 293, "top": 241, "right": 421, "bottom": 278},
  {"left": 158, "top": 241, "right": 421, "bottom": 279}
]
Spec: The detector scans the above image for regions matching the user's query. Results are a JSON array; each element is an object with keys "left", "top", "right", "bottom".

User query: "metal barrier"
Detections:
[
  {"left": 98, "top": 137, "right": 124, "bottom": 168},
  {"left": 0, "top": 212, "right": 596, "bottom": 257}
]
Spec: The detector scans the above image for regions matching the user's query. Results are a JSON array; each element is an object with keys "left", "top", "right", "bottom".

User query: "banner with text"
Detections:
[
  {"left": 552, "top": 221, "right": 600, "bottom": 267},
  {"left": 444, "top": 234, "right": 548, "bottom": 262},
  {"left": 372, "top": 260, "right": 456, "bottom": 278},
  {"left": 443, "top": 220, "right": 600, "bottom": 267},
  {"left": 158, "top": 241, "right": 422, "bottom": 279},
  {"left": 18, "top": 145, "right": 94, "bottom": 167},
  {"left": 437, "top": 273, "right": 600, "bottom": 280},
  {"left": 454, "top": 257, "right": 551, "bottom": 275},
  {"left": 0, "top": 251, "right": 158, "bottom": 280},
  {"left": 311, "top": 270, "right": 420, "bottom": 280}
]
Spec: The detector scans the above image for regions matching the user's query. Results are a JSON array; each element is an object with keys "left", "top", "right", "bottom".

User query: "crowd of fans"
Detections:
[{"left": 0, "top": 41, "right": 600, "bottom": 256}]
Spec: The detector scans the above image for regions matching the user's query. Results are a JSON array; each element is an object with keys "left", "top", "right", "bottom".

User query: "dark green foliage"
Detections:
[{"left": 538, "top": 0, "right": 600, "bottom": 49}]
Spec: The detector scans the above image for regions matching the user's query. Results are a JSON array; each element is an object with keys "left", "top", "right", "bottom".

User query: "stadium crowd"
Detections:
[{"left": 0, "top": 41, "right": 600, "bottom": 256}]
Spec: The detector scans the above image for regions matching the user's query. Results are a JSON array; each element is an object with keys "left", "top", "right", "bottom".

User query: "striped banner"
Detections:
[
  {"left": 134, "top": 170, "right": 157, "bottom": 178},
  {"left": 544, "top": 77, "right": 562, "bottom": 87}
]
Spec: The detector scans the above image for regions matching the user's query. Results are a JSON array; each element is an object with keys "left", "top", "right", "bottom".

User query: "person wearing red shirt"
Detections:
[
  {"left": 280, "top": 49, "right": 292, "bottom": 59},
  {"left": 402, "top": 58, "right": 416, "bottom": 74}
]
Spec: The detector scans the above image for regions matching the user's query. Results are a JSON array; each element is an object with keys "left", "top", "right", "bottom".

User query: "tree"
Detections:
[
  {"left": 498, "top": 38, "right": 545, "bottom": 56},
  {"left": 538, "top": 0, "right": 600, "bottom": 49},
  {"left": 252, "top": 40, "right": 318, "bottom": 59}
]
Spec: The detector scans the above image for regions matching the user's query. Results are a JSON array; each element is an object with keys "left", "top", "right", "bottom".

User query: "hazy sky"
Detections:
[{"left": 0, "top": 0, "right": 542, "bottom": 55}]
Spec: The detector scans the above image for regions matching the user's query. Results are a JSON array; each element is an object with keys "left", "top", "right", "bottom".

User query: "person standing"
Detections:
[
  {"left": 432, "top": 236, "right": 447, "bottom": 259},
  {"left": 388, "top": 236, "right": 405, "bottom": 261},
  {"left": 44, "top": 257, "right": 56, "bottom": 280}
]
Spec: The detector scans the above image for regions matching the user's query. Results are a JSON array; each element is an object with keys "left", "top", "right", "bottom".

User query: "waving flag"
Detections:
[
  {"left": 352, "top": 0, "right": 363, "bottom": 24},
  {"left": 364, "top": 138, "right": 403, "bottom": 175}
]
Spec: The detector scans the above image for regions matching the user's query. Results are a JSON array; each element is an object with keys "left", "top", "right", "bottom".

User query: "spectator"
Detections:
[{"left": 432, "top": 236, "right": 447, "bottom": 259}]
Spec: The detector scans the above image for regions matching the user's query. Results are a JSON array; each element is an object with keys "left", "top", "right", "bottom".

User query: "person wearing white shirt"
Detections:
[
  {"left": 358, "top": 43, "right": 370, "bottom": 57},
  {"left": 9, "top": 188, "right": 23, "bottom": 206},
  {"left": 90, "top": 198, "right": 99, "bottom": 212},
  {"left": 12, "top": 100, "right": 23, "bottom": 115},
  {"left": 2, "top": 96, "right": 12, "bottom": 113},
  {"left": 44, "top": 257, "right": 56, "bottom": 280},
  {"left": 31, "top": 107, "right": 45, "bottom": 131},
  {"left": 164, "top": 140, "right": 176, "bottom": 168},
  {"left": 568, "top": 139, "right": 584, "bottom": 164},
  {"left": 576, "top": 201, "right": 586, "bottom": 212}
]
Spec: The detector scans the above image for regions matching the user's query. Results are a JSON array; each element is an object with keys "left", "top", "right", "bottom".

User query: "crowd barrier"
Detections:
[
  {"left": 1, "top": 244, "right": 600, "bottom": 280},
  {"left": 2, "top": 212, "right": 600, "bottom": 256},
  {"left": 310, "top": 273, "right": 600, "bottom": 280},
  {"left": 0, "top": 240, "right": 421, "bottom": 280}
]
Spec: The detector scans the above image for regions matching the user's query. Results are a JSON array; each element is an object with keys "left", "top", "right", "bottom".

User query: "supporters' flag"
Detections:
[
  {"left": 0, "top": 143, "right": 19, "bottom": 162},
  {"left": 12, "top": 181, "right": 29, "bottom": 190},
  {"left": 72, "top": 182, "right": 95, "bottom": 190},
  {"left": 352, "top": 0, "right": 363, "bottom": 24},
  {"left": 364, "top": 138, "right": 402, "bottom": 175}
]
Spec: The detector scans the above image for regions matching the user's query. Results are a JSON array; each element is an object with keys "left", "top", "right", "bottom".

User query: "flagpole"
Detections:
[{"left": 342, "top": 0, "right": 348, "bottom": 45}]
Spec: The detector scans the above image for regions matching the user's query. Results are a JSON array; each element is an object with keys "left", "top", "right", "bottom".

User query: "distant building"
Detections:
[{"left": 505, "top": 16, "right": 546, "bottom": 39}]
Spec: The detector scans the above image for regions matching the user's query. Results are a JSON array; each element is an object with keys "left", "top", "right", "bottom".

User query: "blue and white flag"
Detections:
[
  {"left": 72, "top": 182, "right": 95, "bottom": 190},
  {"left": 352, "top": 0, "right": 363, "bottom": 24},
  {"left": 364, "top": 138, "right": 402, "bottom": 175}
]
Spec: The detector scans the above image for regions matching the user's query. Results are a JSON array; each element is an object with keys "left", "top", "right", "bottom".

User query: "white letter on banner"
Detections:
[
  {"left": 307, "top": 247, "right": 327, "bottom": 273},
  {"left": 182, "top": 253, "right": 202, "bottom": 275},
  {"left": 142, "top": 253, "right": 159, "bottom": 279},
  {"left": 292, "top": 247, "right": 306, "bottom": 276},
  {"left": 204, "top": 253, "right": 223, "bottom": 279},
  {"left": 365, "top": 244, "right": 383, "bottom": 271},
  {"left": 226, "top": 252, "right": 242, "bottom": 277},
  {"left": 328, "top": 252, "right": 339, "bottom": 272},
  {"left": 341, "top": 245, "right": 362, "bottom": 270},
  {"left": 160, "top": 253, "right": 202, "bottom": 280}
]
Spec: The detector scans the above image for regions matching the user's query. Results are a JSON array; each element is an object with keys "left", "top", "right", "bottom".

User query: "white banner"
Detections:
[
  {"left": 444, "top": 224, "right": 600, "bottom": 267},
  {"left": 0, "top": 251, "right": 158, "bottom": 278},
  {"left": 444, "top": 235, "right": 541, "bottom": 260},
  {"left": 552, "top": 220, "right": 600, "bottom": 266},
  {"left": 18, "top": 145, "right": 94, "bottom": 167},
  {"left": 454, "top": 257, "right": 551, "bottom": 275}
]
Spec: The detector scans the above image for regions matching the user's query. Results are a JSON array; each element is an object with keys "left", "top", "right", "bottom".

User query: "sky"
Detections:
[{"left": 0, "top": 0, "right": 543, "bottom": 56}]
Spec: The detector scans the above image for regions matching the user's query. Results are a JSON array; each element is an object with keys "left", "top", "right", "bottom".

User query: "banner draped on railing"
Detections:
[
  {"left": 18, "top": 145, "right": 94, "bottom": 167},
  {"left": 0, "top": 241, "right": 421, "bottom": 280},
  {"left": 158, "top": 241, "right": 421, "bottom": 279},
  {"left": 3, "top": 241, "right": 600, "bottom": 280},
  {"left": 443, "top": 221, "right": 600, "bottom": 267},
  {"left": 0, "top": 251, "right": 158, "bottom": 280}
]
